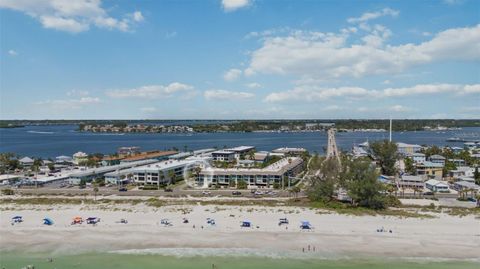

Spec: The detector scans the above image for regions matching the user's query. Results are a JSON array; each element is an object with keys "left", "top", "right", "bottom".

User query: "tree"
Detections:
[
  {"left": 422, "top": 145, "right": 442, "bottom": 158},
  {"left": 404, "top": 157, "right": 416, "bottom": 175},
  {"left": 79, "top": 178, "right": 87, "bottom": 188},
  {"left": 474, "top": 167, "right": 480, "bottom": 185},
  {"left": 307, "top": 158, "right": 340, "bottom": 202},
  {"left": 370, "top": 140, "right": 398, "bottom": 176},
  {"left": 168, "top": 170, "right": 176, "bottom": 185},
  {"left": 443, "top": 161, "right": 457, "bottom": 178},
  {"left": 93, "top": 185, "right": 99, "bottom": 201},
  {"left": 47, "top": 162, "right": 55, "bottom": 171},
  {"left": 290, "top": 186, "right": 301, "bottom": 200},
  {"left": 344, "top": 159, "right": 386, "bottom": 209},
  {"left": 237, "top": 180, "right": 247, "bottom": 189}
]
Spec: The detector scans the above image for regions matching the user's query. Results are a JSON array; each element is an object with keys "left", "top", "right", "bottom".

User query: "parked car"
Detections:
[
  {"left": 118, "top": 187, "right": 128, "bottom": 192},
  {"left": 232, "top": 191, "right": 242, "bottom": 196},
  {"left": 164, "top": 188, "right": 173, "bottom": 192}
]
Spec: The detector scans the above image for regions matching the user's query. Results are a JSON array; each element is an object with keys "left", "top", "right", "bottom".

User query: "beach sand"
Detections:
[{"left": 1, "top": 200, "right": 479, "bottom": 260}]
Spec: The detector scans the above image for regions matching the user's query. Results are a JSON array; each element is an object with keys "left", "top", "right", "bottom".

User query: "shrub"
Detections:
[{"left": 1, "top": 188, "right": 14, "bottom": 195}]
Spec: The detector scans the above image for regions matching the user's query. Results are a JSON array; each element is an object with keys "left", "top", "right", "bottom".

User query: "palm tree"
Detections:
[{"left": 93, "top": 185, "right": 99, "bottom": 202}]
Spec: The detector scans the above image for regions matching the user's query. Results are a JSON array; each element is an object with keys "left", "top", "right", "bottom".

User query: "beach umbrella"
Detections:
[{"left": 43, "top": 218, "right": 54, "bottom": 225}]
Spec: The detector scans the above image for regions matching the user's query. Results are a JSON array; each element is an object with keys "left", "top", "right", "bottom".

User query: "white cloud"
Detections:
[
  {"left": 264, "top": 83, "right": 480, "bottom": 103},
  {"left": 0, "top": 0, "right": 144, "bottom": 33},
  {"left": 246, "top": 82, "right": 261, "bottom": 89},
  {"left": 221, "top": 0, "right": 251, "bottom": 12},
  {"left": 389, "top": 105, "right": 411, "bottom": 112},
  {"left": 223, "top": 68, "right": 242, "bottom": 81},
  {"left": 106, "top": 82, "right": 194, "bottom": 98},
  {"left": 7, "top": 49, "right": 18, "bottom": 56},
  {"left": 140, "top": 107, "right": 157, "bottom": 113},
  {"left": 245, "top": 24, "right": 480, "bottom": 80},
  {"left": 131, "top": 11, "right": 144, "bottom": 22},
  {"left": 347, "top": 8, "right": 399, "bottom": 24},
  {"left": 66, "top": 89, "right": 89, "bottom": 97},
  {"left": 204, "top": 89, "right": 255, "bottom": 100},
  {"left": 36, "top": 96, "right": 100, "bottom": 109}
]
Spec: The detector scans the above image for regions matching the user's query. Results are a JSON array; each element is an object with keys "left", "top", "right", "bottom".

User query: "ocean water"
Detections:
[
  {"left": 0, "top": 125, "right": 479, "bottom": 158},
  {"left": 1, "top": 251, "right": 478, "bottom": 269}
]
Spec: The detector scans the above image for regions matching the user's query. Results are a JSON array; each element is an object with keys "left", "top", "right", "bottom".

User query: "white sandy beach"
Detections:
[{"left": 1, "top": 200, "right": 479, "bottom": 260}]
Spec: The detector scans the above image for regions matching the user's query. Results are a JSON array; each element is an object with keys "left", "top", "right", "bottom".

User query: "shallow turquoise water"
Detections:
[{"left": 1, "top": 252, "right": 478, "bottom": 269}]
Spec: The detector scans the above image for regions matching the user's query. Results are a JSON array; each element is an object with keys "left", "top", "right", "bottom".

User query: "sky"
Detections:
[{"left": 0, "top": 0, "right": 479, "bottom": 120}]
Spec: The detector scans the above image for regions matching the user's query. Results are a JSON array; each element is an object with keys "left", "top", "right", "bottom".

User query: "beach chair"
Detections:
[
  {"left": 161, "top": 219, "right": 172, "bottom": 226},
  {"left": 241, "top": 221, "right": 251, "bottom": 228},
  {"left": 120, "top": 218, "right": 128, "bottom": 224},
  {"left": 183, "top": 218, "right": 189, "bottom": 224},
  {"left": 278, "top": 218, "right": 289, "bottom": 226},
  {"left": 207, "top": 218, "right": 216, "bottom": 225}
]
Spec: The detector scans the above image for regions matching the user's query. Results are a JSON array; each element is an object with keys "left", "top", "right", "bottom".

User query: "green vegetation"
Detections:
[
  {"left": 1, "top": 188, "right": 15, "bottom": 195},
  {"left": 370, "top": 140, "right": 398, "bottom": 176},
  {"left": 237, "top": 180, "right": 247, "bottom": 189}
]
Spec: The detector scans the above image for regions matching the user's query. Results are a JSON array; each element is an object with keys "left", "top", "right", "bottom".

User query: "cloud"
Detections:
[
  {"left": 36, "top": 96, "right": 100, "bottom": 109},
  {"left": 106, "top": 82, "right": 194, "bottom": 99},
  {"left": 245, "top": 24, "right": 480, "bottom": 80},
  {"left": 66, "top": 89, "right": 89, "bottom": 97},
  {"left": 347, "top": 8, "right": 399, "bottom": 24},
  {"left": 389, "top": 105, "right": 411, "bottom": 112},
  {"left": 0, "top": 0, "right": 144, "bottom": 33},
  {"left": 264, "top": 83, "right": 480, "bottom": 103},
  {"left": 140, "top": 107, "right": 157, "bottom": 113},
  {"left": 131, "top": 11, "right": 144, "bottom": 22},
  {"left": 246, "top": 82, "right": 261, "bottom": 89},
  {"left": 221, "top": 0, "right": 251, "bottom": 12},
  {"left": 223, "top": 68, "right": 242, "bottom": 81},
  {"left": 7, "top": 49, "right": 18, "bottom": 56},
  {"left": 204, "top": 89, "right": 255, "bottom": 100}
]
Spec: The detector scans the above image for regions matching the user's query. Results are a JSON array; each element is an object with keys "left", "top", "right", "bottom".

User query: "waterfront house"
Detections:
[
  {"left": 72, "top": 152, "right": 88, "bottom": 165},
  {"left": 55, "top": 155, "right": 73, "bottom": 164},
  {"left": 416, "top": 161, "right": 444, "bottom": 180},
  {"left": 397, "top": 175, "right": 425, "bottom": 189},
  {"left": 396, "top": 142, "right": 422, "bottom": 155},
  {"left": 453, "top": 181, "right": 480, "bottom": 192},
  {"left": 425, "top": 179, "right": 450, "bottom": 192},
  {"left": 428, "top": 154, "right": 446, "bottom": 165},
  {"left": 448, "top": 158, "right": 466, "bottom": 166},
  {"left": 19, "top": 157, "right": 34, "bottom": 168},
  {"left": 409, "top": 152, "right": 426, "bottom": 163}
]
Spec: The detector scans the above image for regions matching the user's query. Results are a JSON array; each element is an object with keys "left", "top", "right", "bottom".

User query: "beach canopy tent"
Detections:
[
  {"left": 300, "top": 221, "right": 312, "bottom": 230},
  {"left": 12, "top": 216, "right": 23, "bottom": 223},
  {"left": 43, "top": 218, "right": 54, "bottom": 225},
  {"left": 86, "top": 217, "right": 100, "bottom": 224},
  {"left": 279, "top": 218, "right": 289, "bottom": 225},
  {"left": 241, "top": 221, "right": 251, "bottom": 227}
]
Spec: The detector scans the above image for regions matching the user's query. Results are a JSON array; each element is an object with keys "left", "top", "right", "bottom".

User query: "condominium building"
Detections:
[
  {"left": 197, "top": 157, "right": 304, "bottom": 188},
  {"left": 131, "top": 159, "right": 196, "bottom": 186}
]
